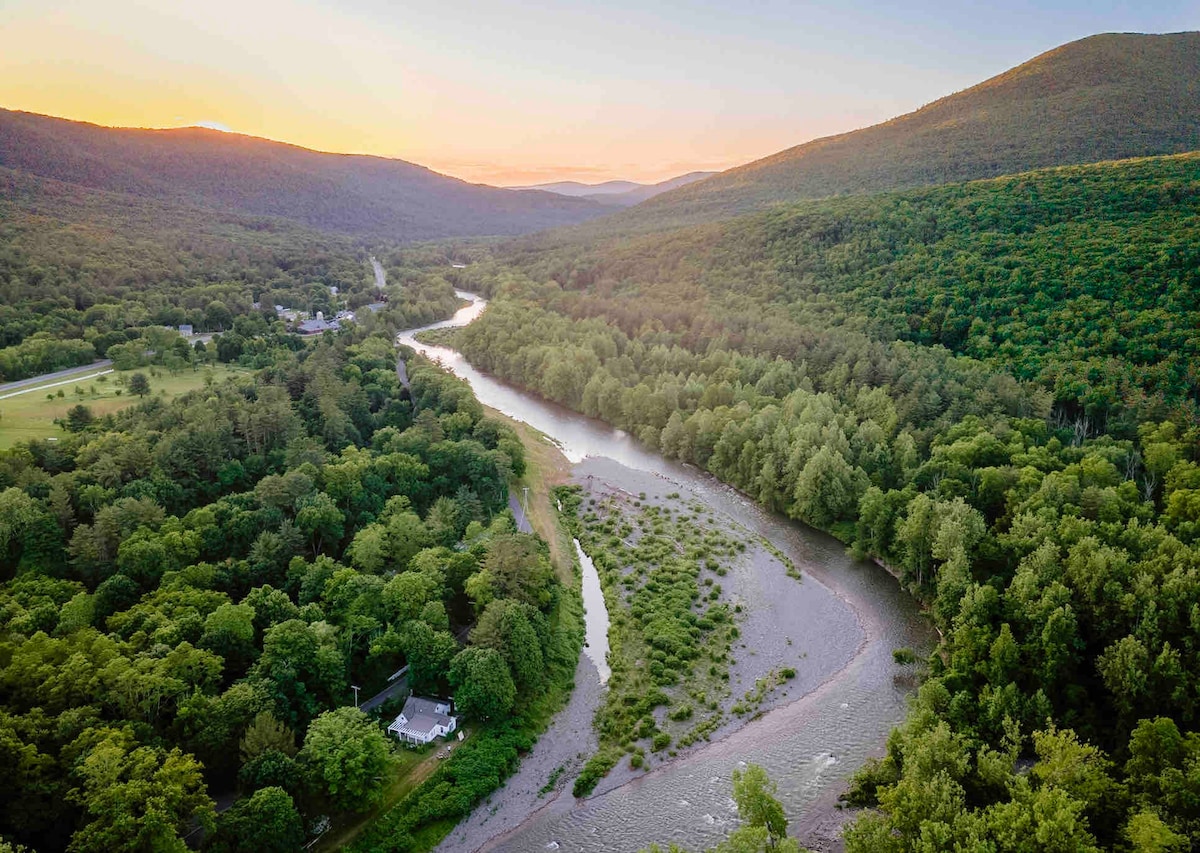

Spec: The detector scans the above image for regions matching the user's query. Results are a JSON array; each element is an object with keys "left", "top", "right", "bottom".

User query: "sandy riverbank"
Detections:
[
  {"left": 439, "top": 453, "right": 878, "bottom": 852},
  {"left": 569, "top": 457, "right": 864, "bottom": 800},
  {"left": 435, "top": 653, "right": 605, "bottom": 853}
]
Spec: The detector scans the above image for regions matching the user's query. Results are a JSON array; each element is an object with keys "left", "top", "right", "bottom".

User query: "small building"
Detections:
[
  {"left": 297, "top": 318, "right": 340, "bottom": 335},
  {"left": 177, "top": 324, "right": 194, "bottom": 337},
  {"left": 387, "top": 696, "right": 457, "bottom": 745},
  {"left": 295, "top": 311, "right": 341, "bottom": 335}
]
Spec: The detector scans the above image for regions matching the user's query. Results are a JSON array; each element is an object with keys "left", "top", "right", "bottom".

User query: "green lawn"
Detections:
[{"left": 0, "top": 364, "right": 251, "bottom": 448}]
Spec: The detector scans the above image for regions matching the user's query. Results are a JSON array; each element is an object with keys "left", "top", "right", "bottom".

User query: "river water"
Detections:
[
  {"left": 399, "top": 292, "right": 936, "bottom": 852},
  {"left": 574, "top": 540, "right": 612, "bottom": 685}
]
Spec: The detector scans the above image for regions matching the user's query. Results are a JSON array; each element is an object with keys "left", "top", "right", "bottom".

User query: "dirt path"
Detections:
[{"left": 318, "top": 733, "right": 469, "bottom": 852}]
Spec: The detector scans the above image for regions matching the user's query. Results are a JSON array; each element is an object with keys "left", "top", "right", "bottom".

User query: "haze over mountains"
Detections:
[
  {"left": 3, "top": 31, "right": 1199, "bottom": 249},
  {"left": 513, "top": 172, "right": 718, "bottom": 207},
  {"left": 516, "top": 180, "right": 645, "bottom": 197},
  {"left": 0, "top": 109, "right": 609, "bottom": 242},
  {"left": 585, "top": 32, "right": 1200, "bottom": 234}
]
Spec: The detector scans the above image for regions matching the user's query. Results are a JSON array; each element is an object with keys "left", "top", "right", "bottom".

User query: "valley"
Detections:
[
  {"left": 393, "top": 293, "right": 933, "bottom": 851},
  {"left": 3, "top": 18, "right": 1200, "bottom": 853}
]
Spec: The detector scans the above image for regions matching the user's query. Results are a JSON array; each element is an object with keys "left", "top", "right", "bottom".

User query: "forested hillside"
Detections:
[
  {"left": 0, "top": 166, "right": 470, "bottom": 382},
  {"left": 486, "top": 153, "right": 1200, "bottom": 424},
  {"left": 0, "top": 109, "right": 605, "bottom": 241},
  {"left": 0, "top": 317, "right": 576, "bottom": 851},
  {"left": 578, "top": 31, "right": 1200, "bottom": 233},
  {"left": 439, "top": 151, "right": 1200, "bottom": 849}
]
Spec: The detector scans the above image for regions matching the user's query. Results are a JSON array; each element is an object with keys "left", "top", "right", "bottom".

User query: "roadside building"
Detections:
[
  {"left": 296, "top": 311, "right": 340, "bottom": 335},
  {"left": 387, "top": 696, "right": 457, "bottom": 745}
]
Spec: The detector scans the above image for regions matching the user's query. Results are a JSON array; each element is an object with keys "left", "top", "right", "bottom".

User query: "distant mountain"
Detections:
[
  {"left": 0, "top": 109, "right": 608, "bottom": 241},
  {"left": 594, "top": 32, "right": 1200, "bottom": 232},
  {"left": 514, "top": 179, "right": 644, "bottom": 197},
  {"left": 516, "top": 171, "right": 718, "bottom": 207}
]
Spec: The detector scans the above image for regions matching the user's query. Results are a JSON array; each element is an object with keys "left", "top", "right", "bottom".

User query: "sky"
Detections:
[{"left": 1, "top": 1, "right": 1197, "bottom": 186}]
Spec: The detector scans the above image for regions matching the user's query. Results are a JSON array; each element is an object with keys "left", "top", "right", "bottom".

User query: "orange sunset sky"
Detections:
[{"left": 2, "top": 0, "right": 1197, "bottom": 186}]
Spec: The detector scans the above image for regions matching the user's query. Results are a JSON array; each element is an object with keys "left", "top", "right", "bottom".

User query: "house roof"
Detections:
[
  {"left": 395, "top": 695, "right": 454, "bottom": 734},
  {"left": 404, "top": 713, "right": 440, "bottom": 734},
  {"left": 297, "top": 318, "right": 340, "bottom": 334}
]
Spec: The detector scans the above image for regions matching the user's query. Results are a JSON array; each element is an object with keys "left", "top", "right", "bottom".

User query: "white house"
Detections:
[{"left": 387, "top": 696, "right": 457, "bottom": 745}]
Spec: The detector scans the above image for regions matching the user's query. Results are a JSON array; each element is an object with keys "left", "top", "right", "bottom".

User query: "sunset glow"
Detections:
[{"left": 2, "top": 0, "right": 1198, "bottom": 185}]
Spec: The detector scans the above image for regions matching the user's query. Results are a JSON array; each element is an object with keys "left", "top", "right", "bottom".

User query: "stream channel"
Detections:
[{"left": 397, "top": 292, "right": 937, "bottom": 852}]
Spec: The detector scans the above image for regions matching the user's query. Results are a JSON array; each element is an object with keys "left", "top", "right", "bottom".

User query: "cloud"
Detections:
[{"left": 192, "top": 120, "right": 232, "bottom": 132}]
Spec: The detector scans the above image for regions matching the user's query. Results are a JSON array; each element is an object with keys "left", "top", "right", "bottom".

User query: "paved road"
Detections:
[
  {"left": 509, "top": 492, "right": 532, "bottom": 533},
  {"left": 0, "top": 359, "right": 114, "bottom": 395},
  {"left": 361, "top": 667, "right": 410, "bottom": 714},
  {"left": 371, "top": 256, "right": 388, "bottom": 290}
]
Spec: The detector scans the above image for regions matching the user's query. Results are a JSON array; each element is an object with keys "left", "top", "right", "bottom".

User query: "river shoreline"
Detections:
[{"left": 402, "top": 293, "right": 936, "bottom": 852}]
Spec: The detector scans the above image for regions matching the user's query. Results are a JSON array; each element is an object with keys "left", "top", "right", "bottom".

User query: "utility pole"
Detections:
[
  {"left": 522, "top": 486, "right": 530, "bottom": 520},
  {"left": 352, "top": 685, "right": 361, "bottom": 707}
]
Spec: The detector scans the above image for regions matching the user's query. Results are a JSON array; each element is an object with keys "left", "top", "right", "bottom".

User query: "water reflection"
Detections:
[
  {"left": 399, "top": 293, "right": 936, "bottom": 852},
  {"left": 574, "top": 539, "right": 611, "bottom": 684}
]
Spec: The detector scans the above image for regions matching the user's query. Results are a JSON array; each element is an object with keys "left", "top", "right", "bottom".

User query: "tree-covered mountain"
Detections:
[
  {"left": 441, "top": 150, "right": 1200, "bottom": 850},
  {"left": 0, "top": 164, "right": 479, "bottom": 382},
  {"left": 0, "top": 109, "right": 607, "bottom": 241},
  {"left": 482, "top": 152, "right": 1200, "bottom": 424},
  {"left": 584, "top": 32, "right": 1200, "bottom": 232}
]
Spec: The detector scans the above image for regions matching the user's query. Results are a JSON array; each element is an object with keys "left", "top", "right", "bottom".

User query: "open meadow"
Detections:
[{"left": 0, "top": 364, "right": 252, "bottom": 448}]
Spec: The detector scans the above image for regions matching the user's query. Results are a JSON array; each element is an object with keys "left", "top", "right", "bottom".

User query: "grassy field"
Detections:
[{"left": 0, "top": 364, "right": 252, "bottom": 449}]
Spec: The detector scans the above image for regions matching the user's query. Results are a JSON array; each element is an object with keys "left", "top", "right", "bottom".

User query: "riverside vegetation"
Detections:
[
  {"left": 5, "top": 27, "right": 1200, "bottom": 853},
  {"left": 428, "top": 151, "right": 1200, "bottom": 850},
  {"left": 0, "top": 302, "right": 582, "bottom": 851},
  {"left": 556, "top": 484, "right": 763, "bottom": 795},
  {"left": 643, "top": 763, "right": 803, "bottom": 853}
]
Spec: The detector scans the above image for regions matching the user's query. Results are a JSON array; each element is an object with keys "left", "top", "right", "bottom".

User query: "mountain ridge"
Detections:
[
  {"left": 511, "top": 179, "right": 645, "bottom": 196},
  {"left": 579, "top": 31, "right": 1200, "bottom": 233},
  {"left": 0, "top": 108, "right": 609, "bottom": 241},
  {"left": 514, "top": 171, "right": 719, "bottom": 207}
]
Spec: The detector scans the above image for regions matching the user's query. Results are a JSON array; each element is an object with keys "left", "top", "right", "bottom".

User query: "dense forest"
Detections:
[
  {"left": 0, "top": 167, "right": 465, "bottom": 382},
  {"left": 5, "top": 27, "right": 1200, "bottom": 852},
  {"left": 437, "top": 152, "right": 1200, "bottom": 849},
  {"left": 0, "top": 313, "right": 576, "bottom": 851},
  {"left": 483, "top": 153, "right": 1200, "bottom": 424},
  {"left": 584, "top": 32, "right": 1200, "bottom": 233}
]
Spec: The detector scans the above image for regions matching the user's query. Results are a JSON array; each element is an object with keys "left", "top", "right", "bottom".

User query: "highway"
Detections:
[{"left": 0, "top": 360, "right": 114, "bottom": 396}]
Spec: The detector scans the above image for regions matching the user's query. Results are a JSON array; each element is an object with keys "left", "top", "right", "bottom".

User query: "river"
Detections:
[{"left": 398, "top": 292, "right": 936, "bottom": 852}]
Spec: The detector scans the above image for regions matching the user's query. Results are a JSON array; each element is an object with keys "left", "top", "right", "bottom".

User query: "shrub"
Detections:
[{"left": 573, "top": 748, "right": 621, "bottom": 798}]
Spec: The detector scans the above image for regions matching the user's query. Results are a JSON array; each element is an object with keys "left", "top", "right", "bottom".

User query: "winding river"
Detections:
[{"left": 398, "top": 292, "right": 937, "bottom": 852}]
